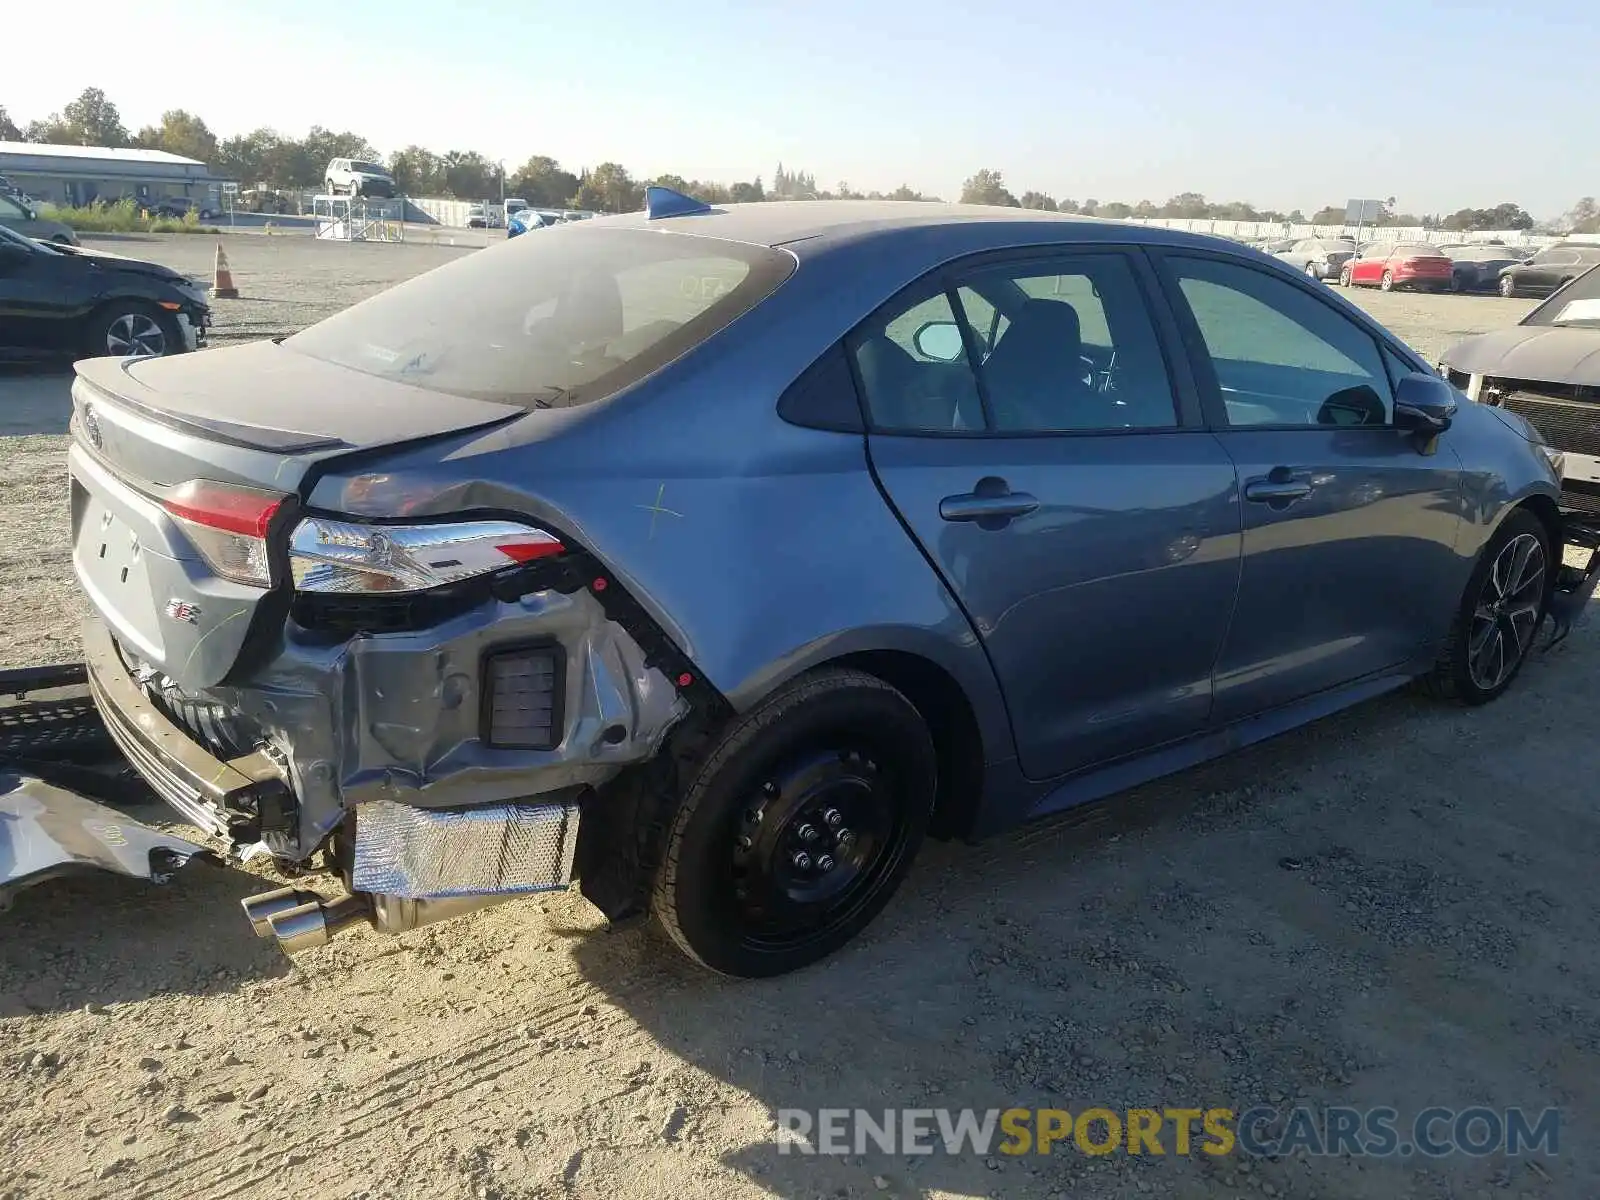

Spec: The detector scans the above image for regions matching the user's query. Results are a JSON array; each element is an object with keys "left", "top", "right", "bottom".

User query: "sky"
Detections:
[{"left": 7, "top": 0, "right": 1595, "bottom": 218}]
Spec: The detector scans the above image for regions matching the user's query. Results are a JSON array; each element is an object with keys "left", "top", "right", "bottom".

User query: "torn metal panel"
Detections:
[
  {"left": 204, "top": 586, "right": 685, "bottom": 856},
  {"left": 0, "top": 771, "right": 210, "bottom": 904}
]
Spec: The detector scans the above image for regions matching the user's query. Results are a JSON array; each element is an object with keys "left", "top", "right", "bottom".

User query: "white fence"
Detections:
[{"left": 1124, "top": 216, "right": 1555, "bottom": 249}]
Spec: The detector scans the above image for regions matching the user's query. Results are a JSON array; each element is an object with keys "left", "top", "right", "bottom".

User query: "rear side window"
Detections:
[{"left": 285, "top": 228, "right": 794, "bottom": 408}]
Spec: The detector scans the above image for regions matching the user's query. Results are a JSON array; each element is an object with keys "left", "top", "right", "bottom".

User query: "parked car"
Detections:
[
  {"left": 1440, "top": 263, "right": 1600, "bottom": 510},
  {"left": 1274, "top": 237, "right": 1356, "bottom": 281},
  {"left": 1495, "top": 243, "right": 1600, "bottom": 298},
  {"left": 1339, "top": 241, "right": 1453, "bottom": 291},
  {"left": 0, "top": 191, "right": 78, "bottom": 245},
  {"left": 147, "top": 197, "right": 218, "bottom": 220},
  {"left": 324, "top": 158, "right": 397, "bottom": 199},
  {"left": 0, "top": 223, "right": 209, "bottom": 361},
  {"left": 1436, "top": 244, "right": 1532, "bottom": 293},
  {"left": 506, "top": 207, "right": 562, "bottom": 237},
  {"left": 66, "top": 196, "right": 1575, "bottom": 978}
]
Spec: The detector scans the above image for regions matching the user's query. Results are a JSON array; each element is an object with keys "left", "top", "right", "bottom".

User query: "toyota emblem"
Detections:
[{"left": 82, "top": 402, "right": 103, "bottom": 451}]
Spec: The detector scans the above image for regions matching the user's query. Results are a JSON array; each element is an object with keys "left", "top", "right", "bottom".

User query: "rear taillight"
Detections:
[
  {"left": 288, "top": 517, "right": 564, "bottom": 595},
  {"left": 161, "top": 479, "right": 285, "bottom": 587}
]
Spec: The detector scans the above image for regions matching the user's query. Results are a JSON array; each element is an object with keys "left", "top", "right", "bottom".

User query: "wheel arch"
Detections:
[
  {"left": 1510, "top": 492, "right": 1562, "bottom": 596},
  {"left": 826, "top": 648, "right": 988, "bottom": 841},
  {"left": 721, "top": 625, "right": 1015, "bottom": 843}
]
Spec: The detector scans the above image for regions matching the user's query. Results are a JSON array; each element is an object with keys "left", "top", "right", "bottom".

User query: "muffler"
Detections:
[{"left": 241, "top": 887, "right": 516, "bottom": 954}]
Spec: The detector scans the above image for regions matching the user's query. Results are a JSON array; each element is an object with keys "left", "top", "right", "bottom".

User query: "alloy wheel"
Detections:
[
  {"left": 727, "top": 747, "right": 908, "bottom": 954},
  {"left": 1467, "top": 532, "right": 1545, "bottom": 692},
  {"left": 105, "top": 312, "right": 167, "bottom": 357}
]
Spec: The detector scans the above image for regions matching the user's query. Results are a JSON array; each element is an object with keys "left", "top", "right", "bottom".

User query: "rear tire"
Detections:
[
  {"left": 1499, "top": 275, "right": 1517, "bottom": 298},
  {"left": 651, "top": 668, "right": 936, "bottom": 978},
  {"left": 1422, "top": 509, "right": 1550, "bottom": 705},
  {"left": 1305, "top": 261, "right": 1320, "bottom": 279},
  {"left": 1339, "top": 265, "right": 1353, "bottom": 287}
]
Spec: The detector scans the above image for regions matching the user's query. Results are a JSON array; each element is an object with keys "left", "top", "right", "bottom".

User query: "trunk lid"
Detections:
[{"left": 68, "top": 342, "right": 524, "bottom": 690}]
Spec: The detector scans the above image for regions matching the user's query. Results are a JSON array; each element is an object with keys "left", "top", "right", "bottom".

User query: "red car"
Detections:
[{"left": 1339, "top": 242, "right": 1454, "bottom": 292}]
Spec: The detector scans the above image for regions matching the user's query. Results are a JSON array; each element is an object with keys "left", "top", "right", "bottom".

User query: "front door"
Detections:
[
  {"left": 855, "top": 249, "right": 1242, "bottom": 781},
  {"left": 1154, "top": 252, "right": 1464, "bottom": 722}
]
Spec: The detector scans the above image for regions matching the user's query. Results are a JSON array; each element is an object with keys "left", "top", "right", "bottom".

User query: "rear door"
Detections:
[
  {"left": 1151, "top": 251, "right": 1463, "bottom": 722},
  {"left": 858, "top": 248, "right": 1242, "bottom": 782}
]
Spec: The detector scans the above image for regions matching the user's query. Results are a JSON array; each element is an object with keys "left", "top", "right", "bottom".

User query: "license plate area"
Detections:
[{"left": 71, "top": 478, "right": 165, "bottom": 662}]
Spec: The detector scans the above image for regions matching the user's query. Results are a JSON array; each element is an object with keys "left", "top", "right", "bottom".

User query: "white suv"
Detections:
[{"left": 324, "top": 158, "right": 396, "bottom": 199}]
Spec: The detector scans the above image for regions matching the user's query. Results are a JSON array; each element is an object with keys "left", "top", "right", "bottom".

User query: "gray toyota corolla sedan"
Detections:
[{"left": 67, "top": 192, "right": 1578, "bottom": 977}]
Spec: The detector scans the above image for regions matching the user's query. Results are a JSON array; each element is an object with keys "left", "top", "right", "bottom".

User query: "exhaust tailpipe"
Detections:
[{"left": 240, "top": 887, "right": 516, "bottom": 954}]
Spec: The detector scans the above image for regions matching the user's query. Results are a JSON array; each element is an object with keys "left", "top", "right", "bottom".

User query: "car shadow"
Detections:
[
  {"left": 0, "top": 364, "right": 74, "bottom": 436},
  {"left": 0, "top": 856, "right": 292, "bottom": 1015},
  {"left": 563, "top": 746, "right": 1286, "bottom": 1200}
]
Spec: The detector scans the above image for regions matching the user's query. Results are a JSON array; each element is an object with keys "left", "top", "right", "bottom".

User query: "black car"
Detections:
[
  {"left": 1438, "top": 243, "right": 1531, "bottom": 293},
  {"left": 1496, "top": 243, "right": 1600, "bottom": 298},
  {"left": 0, "top": 225, "right": 211, "bottom": 361}
]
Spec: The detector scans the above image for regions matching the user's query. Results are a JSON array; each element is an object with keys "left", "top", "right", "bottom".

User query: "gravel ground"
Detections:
[{"left": 1, "top": 237, "right": 1594, "bottom": 1200}]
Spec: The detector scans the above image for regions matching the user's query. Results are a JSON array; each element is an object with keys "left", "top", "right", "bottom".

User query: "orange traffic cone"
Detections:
[{"left": 212, "top": 242, "right": 239, "bottom": 299}]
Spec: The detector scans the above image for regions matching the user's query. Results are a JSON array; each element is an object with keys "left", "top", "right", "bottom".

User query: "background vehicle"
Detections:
[
  {"left": 0, "top": 191, "right": 78, "bottom": 245},
  {"left": 1438, "top": 244, "right": 1531, "bottom": 293},
  {"left": 504, "top": 198, "right": 529, "bottom": 226},
  {"left": 1441, "top": 263, "right": 1600, "bottom": 511},
  {"left": 465, "top": 203, "right": 488, "bottom": 228},
  {"left": 506, "top": 207, "right": 562, "bottom": 237},
  {"left": 324, "top": 158, "right": 397, "bottom": 198},
  {"left": 1274, "top": 237, "right": 1356, "bottom": 281},
  {"left": 66, "top": 199, "right": 1565, "bottom": 978},
  {"left": 1496, "top": 243, "right": 1600, "bottom": 298},
  {"left": 0, "top": 223, "right": 209, "bottom": 360},
  {"left": 1340, "top": 241, "right": 1453, "bottom": 291}
]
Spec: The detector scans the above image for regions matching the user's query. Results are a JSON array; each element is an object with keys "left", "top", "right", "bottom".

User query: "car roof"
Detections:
[{"left": 594, "top": 200, "right": 1242, "bottom": 257}]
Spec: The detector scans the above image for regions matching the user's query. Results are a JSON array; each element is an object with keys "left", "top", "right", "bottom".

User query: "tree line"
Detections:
[{"left": 2, "top": 91, "right": 1593, "bottom": 232}]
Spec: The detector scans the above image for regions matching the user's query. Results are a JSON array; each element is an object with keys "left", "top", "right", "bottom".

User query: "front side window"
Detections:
[
  {"left": 0, "top": 195, "right": 27, "bottom": 219},
  {"left": 285, "top": 227, "right": 794, "bottom": 408},
  {"left": 1170, "top": 256, "right": 1394, "bottom": 428},
  {"left": 850, "top": 253, "right": 1178, "bottom": 434}
]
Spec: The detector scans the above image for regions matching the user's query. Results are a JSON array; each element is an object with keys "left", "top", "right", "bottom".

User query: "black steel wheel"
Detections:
[
  {"left": 652, "top": 667, "right": 935, "bottom": 977},
  {"left": 1423, "top": 508, "right": 1551, "bottom": 705}
]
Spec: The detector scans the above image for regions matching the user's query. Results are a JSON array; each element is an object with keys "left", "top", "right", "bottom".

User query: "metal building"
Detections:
[{"left": 0, "top": 142, "right": 228, "bottom": 209}]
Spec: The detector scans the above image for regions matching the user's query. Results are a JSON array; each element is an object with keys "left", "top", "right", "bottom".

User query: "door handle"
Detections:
[
  {"left": 939, "top": 492, "right": 1040, "bottom": 523},
  {"left": 1243, "top": 479, "right": 1313, "bottom": 503}
]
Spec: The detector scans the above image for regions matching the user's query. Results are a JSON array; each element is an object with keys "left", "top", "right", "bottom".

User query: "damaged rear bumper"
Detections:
[{"left": 0, "top": 769, "right": 209, "bottom": 905}]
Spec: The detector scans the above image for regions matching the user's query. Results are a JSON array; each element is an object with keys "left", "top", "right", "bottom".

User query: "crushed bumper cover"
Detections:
[{"left": 0, "top": 769, "right": 210, "bottom": 905}]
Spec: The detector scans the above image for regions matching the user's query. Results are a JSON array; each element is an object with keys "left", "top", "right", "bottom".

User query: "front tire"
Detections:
[
  {"left": 1380, "top": 270, "right": 1395, "bottom": 292},
  {"left": 1423, "top": 509, "right": 1550, "bottom": 705},
  {"left": 1339, "top": 265, "right": 1353, "bottom": 287},
  {"left": 1305, "top": 261, "right": 1321, "bottom": 279},
  {"left": 1499, "top": 275, "right": 1517, "bottom": 298},
  {"left": 652, "top": 668, "right": 936, "bottom": 978},
  {"left": 84, "top": 302, "right": 180, "bottom": 359}
]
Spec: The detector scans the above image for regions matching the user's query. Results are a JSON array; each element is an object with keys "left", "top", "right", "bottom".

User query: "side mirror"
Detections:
[
  {"left": 912, "top": 320, "right": 965, "bottom": 363},
  {"left": 1394, "top": 372, "right": 1458, "bottom": 434}
]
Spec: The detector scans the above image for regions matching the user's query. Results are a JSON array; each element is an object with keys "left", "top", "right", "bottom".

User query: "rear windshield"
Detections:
[
  {"left": 284, "top": 226, "right": 795, "bottom": 407},
  {"left": 350, "top": 161, "right": 387, "bottom": 175},
  {"left": 1394, "top": 243, "right": 1442, "bottom": 256}
]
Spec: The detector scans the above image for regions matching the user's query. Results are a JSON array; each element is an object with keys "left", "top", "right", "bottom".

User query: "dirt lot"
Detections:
[{"left": 1, "top": 236, "right": 1594, "bottom": 1200}]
